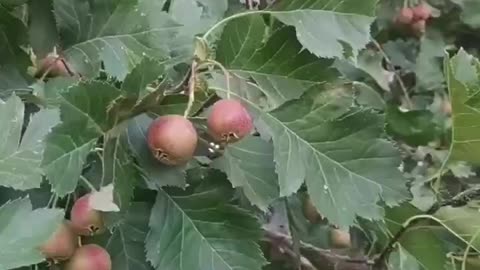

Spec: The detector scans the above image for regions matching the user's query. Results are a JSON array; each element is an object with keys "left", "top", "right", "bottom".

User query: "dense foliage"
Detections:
[{"left": 2, "top": 0, "right": 480, "bottom": 269}]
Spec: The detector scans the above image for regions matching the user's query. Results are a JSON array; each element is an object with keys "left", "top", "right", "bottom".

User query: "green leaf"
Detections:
[
  {"left": 38, "top": 77, "right": 78, "bottom": 107},
  {"left": 108, "top": 58, "right": 166, "bottom": 121},
  {"left": 0, "top": 181, "right": 54, "bottom": 209},
  {"left": 416, "top": 29, "right": 446, "bottom": 91},
  {"left": 355, "top": 49, "right": 393, "bottom": 91},
  {"left": 60, "top": 81, "right": 122, "bottom": 131},
  {"left": 42, "top": 81, "right": 122, "bottom": 196},
  {"left": 216, "top": 16, "right": 337, "bottom": 109},
  {"left": 0, "top": 6, "right": 32, "bottom": 98},
  {"left": 101, "top": 136, "right": 141, "bottom": 213},
  {"left": 0, "top": 95, "right": 60, "bottom": 190},
  {"left": 170, "top": 0, "right": 227, "bottom": 37},
  {"left": 212, "top": 136, "right": 280, "bottom": 211},
  {"left": 210, "top": 76, "right": 410, "bottom": 227},
  {"left": 335, "top": 49, "right": 393, "bottom": 91},
  {"left": 149, "top": 91, "right": 213, "bottom": 116},
  {"left": 27, "top": 0, "right": 58, "bottom": 58},
  {"left": 386, "top": 106, "right": 437, "bottom": 146},
  {"left": 122, "top": 58, "right": 165, "bottom": 100},
  {"left": 268, "top": 0, "right": 377, "bottom": 59},
  {"left": 125, "top": 114, "right": 186, "bottom": 188},
  {"left": 353, "top": 82, "right": 385, "bottom": 110},
  {"left": 444, "top": 49, "right": 480, "bottom": 165},
  {"left": 452, "top": 0, "right": 480, "bottom": 28},
  {"left": 145, "top": 175, "right": 267, "bottom": 270},
  {"left": 388, "top": 246, "right": 422, "bottom": 270},
  {"left": 89, "top": 203, "right": 153, "bottom": 270},
  {"left": 436, "top": 205, "right": 480, "bottom": 251},
  {"left": 42, "top": 122, "right": 97, "bottom": 196},
  {"left": 383, "top": 39, "right": 418, "bottom": 72},
  {"left": 0, "top": 0, "right": 27, "bottom": 7},
  {"left": 385, "top": 203, "right": 448, "bottom": 270},
  {"left": 53, "top": 0, "right": 189, "bottom": 79},
  {"left": 0, "top": 197, "right": 64, "bottom": 270}
]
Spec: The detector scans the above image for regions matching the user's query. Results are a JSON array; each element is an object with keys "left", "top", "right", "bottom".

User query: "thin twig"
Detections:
[
  {"left": 46, "top": 193, "right": 56, "bottom": 208},
  {"left": 80, "top": 175, "right": 97, "bottom": 192},
  {"left": 281, "top": 246, "right": 317, "bottom": 270},
  {"left": 202, "top": 10, "right": 267, "bottom": 41},
  {"left": 184, "top": 61, "right": 198, "bottom": 117},
  {"left": 263, "top": 227, "right": 374, "bottom": 266},
  {"left": 374, "top": 215, "right": 438, "bottom": 267},
  {"left": 370, "top": 37, "right": 413, "bottom": 109},
  {"left": 196, "top": 59, "right": 231, "bottom": 99},
  {"left": 264, "top": 228, "right": 317, "bottom": 270},
  {"left": 427, "top": 185, "right": 480, "bottom": 214},
  {"left": 461, "top": 229, "right": 480, "bottom": 270},
  {"left": 52, "top": 195, "right": 59, "bottom": 208}
]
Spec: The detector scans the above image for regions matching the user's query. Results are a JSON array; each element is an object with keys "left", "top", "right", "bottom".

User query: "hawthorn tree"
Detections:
[{"left": 1, "top": 0, "right": 480, "bottom": 269}]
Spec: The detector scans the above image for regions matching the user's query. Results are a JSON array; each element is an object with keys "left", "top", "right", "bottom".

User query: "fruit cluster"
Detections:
[
  {"left": 147, "top": 99, "right": 253, "bottom": 165},
  {"left": 39, "top": 194, "right": 111, "bottom": 270},
  {"left": 395, "top": 3, "right": 431, "bottom": 35}
]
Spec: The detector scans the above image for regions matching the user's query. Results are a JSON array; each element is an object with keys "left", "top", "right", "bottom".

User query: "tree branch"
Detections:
[
  {"left": 263, "top": 227, "right": 374, "bottom": 269},
  {"left": 428, "top": 185, "right": 480, "bottom": 214}
]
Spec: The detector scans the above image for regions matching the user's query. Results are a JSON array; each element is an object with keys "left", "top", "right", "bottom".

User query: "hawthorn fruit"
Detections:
[
  {"left": 35, "top": 56, "right": 71, "bottom": 78},
  {"left": 207, "top": 99, "right": 253, "bottom": 143},
  {"left": 70, "top": 194, "right": 104, "bottom": 236},
  {"left": 413, "top": 3, "right": 431, "bottom": 21},
  {"left": 302, "top": 195, "right": 323, "bottom": 224},
  {"left": 330, "top": 228, "right": 351, "bottom": 249},
  {"left": 39, "top": 221, "right": 77, "bottom": 261},
  {"left": 147, "top": 115, "right": 198, "bottom": 165},
  {"left": 411, "top": 19, "right": 427, "bottom": 35},
  {"left": 65, "top": 244, "right": 111, "bottom": 270},
  {"left": 443, "top": 100, "right": 452, "bottom": 115},
  {"left": 396, "top": 7, "right": 414, "bottom": 25}
]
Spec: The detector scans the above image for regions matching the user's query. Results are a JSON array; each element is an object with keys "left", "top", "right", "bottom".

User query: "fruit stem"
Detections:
[
  {"left": 202, "top": 10, "right": 268, "bottom": 41},
  {"left": 184, "top": 61, "right": 198, "bottom": 118},
  {"left": 197, "top": 59, "right": 231, "bottom": 99},
  {"left": 80, "top": 175, "right": 97, "bottom": 192},
  {"left": 64, "top": 194, "right": 72, "bottom": 212},
  {"left": 52, "top": 196, "right": 59, "bottom": 208},
  {"left": 47, "top": 194, "right": 53, "bottom": 206}
]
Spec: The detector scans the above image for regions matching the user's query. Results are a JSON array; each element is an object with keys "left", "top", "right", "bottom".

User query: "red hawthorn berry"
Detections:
[
  {"left": 70, "top": 194, "right": 105, "bottom": 236},
  {"left": 39, "top": 221, "right": 77, "bottom": 261},
  {"left": 413, "top": 3, "right": 431, "bottom": 21},
  {"left": 65, "top": 244, "right": 111, "bottom": 270},
  {"left": 396, "top": 7, "right": 414, "bottom": 24},
  {"left": 207, "top": 99, "right": 253, "bottom": 143},
  {"left": 147, "top": 115, "right": 198, "bottom": 165}
]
